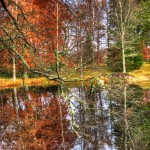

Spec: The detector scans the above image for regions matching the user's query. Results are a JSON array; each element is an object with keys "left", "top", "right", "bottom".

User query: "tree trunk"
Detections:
[
  {"left": 56, "top": 1, "right": 60, "bottom": 77},
  {"left": 12, "top": 0, "right": 18, "bottom": 82},
  {"left": 92, "top": 3, "right": 95, "bottom": 66},
  {"left": 13, "top": 56, "right": 16, "bottom": 82},
  {"left": 119, "top": 1, "right": 126, "bottom": 73}
]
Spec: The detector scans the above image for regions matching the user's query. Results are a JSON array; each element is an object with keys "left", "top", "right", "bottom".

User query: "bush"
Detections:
[
  {"left": 107, "top": 48, "right": 143, "bottom": 72},
  {"left": 126, "top": 54, "right": 143, "bottom": 71}
]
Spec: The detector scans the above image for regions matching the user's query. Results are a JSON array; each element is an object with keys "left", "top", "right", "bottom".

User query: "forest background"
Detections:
[{"left": 0, "top": 0, "right": 150, "bottom": 88}]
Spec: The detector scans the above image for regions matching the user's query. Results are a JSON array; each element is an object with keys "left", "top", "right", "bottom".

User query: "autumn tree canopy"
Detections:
[
  {"left": 0, "top": 0, "right": 148, "bottom": 79},
  {"left": 0, "top": 0, "right": 71, "bottom": 80}
]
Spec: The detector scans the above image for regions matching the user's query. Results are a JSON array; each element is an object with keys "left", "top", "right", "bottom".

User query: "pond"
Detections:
[{"left": 0, "top": 84, "right": 150, "bottom": 150}]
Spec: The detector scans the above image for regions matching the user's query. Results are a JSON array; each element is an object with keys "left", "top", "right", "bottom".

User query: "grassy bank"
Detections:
[
  {"left": 0, "top": 77, "right": 59, "bottom": 89},
  {"left": 0, "top": 63, "right": 149, "bottom": 89},
  {"left": 129, "top": 63, "right": 150, "bottom": 89}
]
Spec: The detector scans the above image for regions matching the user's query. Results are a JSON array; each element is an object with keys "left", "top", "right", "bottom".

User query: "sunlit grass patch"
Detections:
[
  {"left": 130, "top": 63, "right": 150, "bottom": 76},
  {"left": 0, "top": 77, "right": 59, "bottom": 89},
  {"left": 129, "top": 63, "right": 150, "bottom": 88}
]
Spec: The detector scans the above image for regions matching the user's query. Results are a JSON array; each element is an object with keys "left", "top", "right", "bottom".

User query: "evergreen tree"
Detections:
[
  {"left": 138, "top": 0, "right": 150, "bottom": 46},
  {"left": 107, "top": 0, "right": 143, "bottom": 72},
  {"left": 83, "top": 33, "right": 93, "bottom": 64}
]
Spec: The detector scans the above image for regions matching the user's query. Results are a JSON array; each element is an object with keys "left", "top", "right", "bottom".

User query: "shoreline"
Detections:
[
  {"left": 0, "top": 63, "right": 149, "bottom": 89},
  {"left": 0, "top": 75, "right": 149, "bottom": 90}
]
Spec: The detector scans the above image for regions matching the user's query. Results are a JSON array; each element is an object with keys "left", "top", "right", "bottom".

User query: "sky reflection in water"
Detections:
[{"left": 0, "top": 85, "right": 149, "bottom": 150}]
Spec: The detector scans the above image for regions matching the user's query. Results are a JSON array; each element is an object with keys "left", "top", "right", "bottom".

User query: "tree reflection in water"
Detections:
[
  {"left": 0, "top": 86, "right": 76, "bottom": 150},
  {"left": 0, "top": 84, "right": 149, "bottom": 150},
  {"left": 65, "top": 86, "right": 116, "bottom": 150},
  {"left": 107, "top": 83, "right": 149, "bottom": 150}
]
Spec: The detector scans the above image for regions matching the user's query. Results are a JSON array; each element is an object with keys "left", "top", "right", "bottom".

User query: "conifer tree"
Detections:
[{"left": 107, "top": 0, "right": 143, "bottom": 72}]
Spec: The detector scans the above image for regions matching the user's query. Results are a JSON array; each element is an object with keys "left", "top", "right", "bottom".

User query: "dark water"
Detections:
[{"left": 0, "top": 84, "right": 150, "bottom": 150}]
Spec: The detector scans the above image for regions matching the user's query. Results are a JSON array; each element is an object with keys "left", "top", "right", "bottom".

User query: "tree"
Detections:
[
  {"left": 107, "top": 0, "right": 143, "bottom": 72},
  {"left": 0, "top": 0, "right": 70, "bottom": 81},
  {"left": 138, "top": 0, "right": 150, "bottom": 62},
  {"left": 138, "top": 0, "right": 150, "bottom": 46},
  {"left": 0, "top": 0, "right": 106, "bottom": 81},
  {"left": 83, "top": 33, "right": 93, "bottom": 63},
  {"left": 65, "top": 0, "right": 105, "bottom": 66}
]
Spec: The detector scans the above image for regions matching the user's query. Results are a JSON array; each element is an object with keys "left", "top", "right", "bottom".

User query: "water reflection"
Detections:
[
  {"left": 67, "top": 87, "right": 116, "bottom": 150},
  {"left": 0, "top": 86, "right": 76, "bottom": 150},
  {"left": 0, "top": 85, "right": 149, "bottom": 150}
]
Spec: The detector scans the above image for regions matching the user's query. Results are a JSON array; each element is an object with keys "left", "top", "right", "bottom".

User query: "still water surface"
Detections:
[{"left": 0, "top": 85, "right": 149, "bottom": 150}]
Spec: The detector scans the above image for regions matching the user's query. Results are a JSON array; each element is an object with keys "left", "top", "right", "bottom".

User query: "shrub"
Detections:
[{"left": 107, "top": 48, "right": 143, "bottom": 72}]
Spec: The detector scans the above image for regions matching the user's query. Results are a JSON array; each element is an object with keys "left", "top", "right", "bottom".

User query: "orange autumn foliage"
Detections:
[
  {"left": 142, "top": 47, "right": 150, "bottom": 60},
  {"left": 0, "top": 0, "right": 70, "bottom": 73},
  {"left": 21, "top": 0, "right": 69, "bottom": 65}
]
